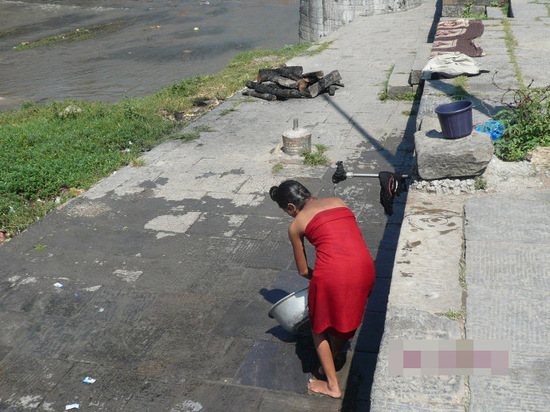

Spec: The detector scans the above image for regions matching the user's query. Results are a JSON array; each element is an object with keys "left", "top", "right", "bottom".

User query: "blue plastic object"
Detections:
[
  {"left": 475, "top": 121, "right": 504, "bottom": 140},
  {"left": 435, "top": 100, "right": 474, "bottom": 139}
]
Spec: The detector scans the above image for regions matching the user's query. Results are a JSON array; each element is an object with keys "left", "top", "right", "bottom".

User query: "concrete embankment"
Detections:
[{"left": 370, "top": 1, "right": 550, "bottom": 410}]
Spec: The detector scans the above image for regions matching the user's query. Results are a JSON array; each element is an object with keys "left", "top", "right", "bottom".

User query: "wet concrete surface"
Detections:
[
  {"left": 0, "top": 1, "right": 428, "bottom": 408},
  {"left": 0, "top": 0, "right": 299, "bottom": 108},
  {"left": 0, "top": 135, "right": 410, "bottom": 410}
]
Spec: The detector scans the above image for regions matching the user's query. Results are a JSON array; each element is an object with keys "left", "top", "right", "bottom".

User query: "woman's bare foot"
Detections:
[{"left": 308, "top": 378, "right": 342, "bottom": 399}]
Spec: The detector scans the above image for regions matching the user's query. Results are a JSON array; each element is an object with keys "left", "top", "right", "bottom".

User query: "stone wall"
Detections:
[
  {"left": 441, "top": 0, "right": 491, "bottom": 17},
  {"left": 299, "top": 0, "right": 423, "bottom": 42}
]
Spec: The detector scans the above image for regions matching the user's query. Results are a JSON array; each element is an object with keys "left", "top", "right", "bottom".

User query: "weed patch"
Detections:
[
  {"left": 494, "top": 83, "right": 550, "bottom": 161},
  {"left": 271, "top": 163, "right": 284, "bottom": 174},
  {"left": 302, "top": 144, "right": 331, "bottom": 167},
  {"left": 462, "top": 1, "right": 487, "bottom": 18},
  {"left": 379, "top": 64, "right": 395, "bottom": 101},
  {"left": 195, "top": 125, "right": 217, "bottom": 133},
  {"left": 474, "top": 175, "right": 487, "bottom": 190},
  {"left": 306, "top": 41, "right": 333, "bottom": 56},
  {"left": 130, "top": 158, "right": 146, "bottom": 167},
  {"left": 502, "top": 19, "right": 524, "bottom": 85},
  {"left": 438, "top": 309, "right": 465, "bottom": 321}
]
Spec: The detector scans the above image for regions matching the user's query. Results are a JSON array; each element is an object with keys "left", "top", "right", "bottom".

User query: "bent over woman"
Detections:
[{"left": 270, "top": 179, "right": 375, "bottom": 399}]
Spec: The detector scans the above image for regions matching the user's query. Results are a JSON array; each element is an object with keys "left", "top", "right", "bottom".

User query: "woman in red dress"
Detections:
[{"left": 270, "top": 180, "right": 375, "bottom": 398}]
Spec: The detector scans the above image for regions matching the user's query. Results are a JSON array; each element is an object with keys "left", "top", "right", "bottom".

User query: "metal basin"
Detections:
[{"left": 268, "top": 287, "right": 309, "bottom": 332}]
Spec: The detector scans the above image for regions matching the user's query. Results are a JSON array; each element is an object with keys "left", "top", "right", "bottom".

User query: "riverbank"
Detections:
[{"left": 0, "top": 43, "right": 319, "bottom": 238}]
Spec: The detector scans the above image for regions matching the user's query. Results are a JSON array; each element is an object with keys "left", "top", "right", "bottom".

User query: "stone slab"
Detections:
[
  {"left": 465, "top": 189, "right": 550, "bottom": 410},
  {"left": 486, "top": 6, "right": 507, "bottom": 18},
  {"left": 466, "top": 192, "right": 550, "bottom": 241},
  {"left": 370, "top": 307, "right": 464, "bottom": 410},
  {"left": 469, "top": 352, "right": 550, "bottom": 411},
  {"left": 387, "top": 72, "right": 416, "bottom": 97},
  {"left": 213, "top": 299, "right": 280, "bottom": 340},
  {"left": 388, "top": 191, "right": 464, "bottom": 314},
  {"left": 43, "top": 363, "right": 144, "bottom": 411},
  {"left": 415, "top": 129, "right": 494, "bottom": 180},
  {"left": 0, "top": 353, "right": 75, "bottom": 407},
  {"left": 259, "top": 389, "right": 341, "bottom": 411},
  {"left": 167, "top": 380, "right": 265, "bottom": 411},
  {"left": 234, "top": 339, "right": 317, "bottom": 393}
]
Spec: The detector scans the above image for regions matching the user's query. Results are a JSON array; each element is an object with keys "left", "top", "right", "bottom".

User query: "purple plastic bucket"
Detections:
[{"left": 435, "top": 100, "right": 473, "bottom": 139}]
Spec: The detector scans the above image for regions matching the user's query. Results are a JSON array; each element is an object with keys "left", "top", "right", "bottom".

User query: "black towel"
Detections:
[{"left": 378, "top": 172, "right": 407, "bottom": 216}]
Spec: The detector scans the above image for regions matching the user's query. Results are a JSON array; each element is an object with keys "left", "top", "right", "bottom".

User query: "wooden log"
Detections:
[
  {"left": 307, "top": 70, "right": 342, "bottom": 98},
  {"left": 328, "top": 85, "right": 337, "bottom": 96},
  {"left": 246, "top": 81, "right": 310, "bottom": 99},
  {"left": 297, "top": 78, "right": 309, "bottom": 92},
  {"left": 242, "top": 89, "right": 277, "bottom": 101},
  {"left": 301, "top": 71, "right": 324, "bottom": 82},
  {"left": 278, "top": 65, "right": 304, "bottom": 78},
  {"left": 258, "top": 66, "right": 303, "bottom": 82},
  {"left": 258, "top": 73, "right": 298, "bottom": 89}
]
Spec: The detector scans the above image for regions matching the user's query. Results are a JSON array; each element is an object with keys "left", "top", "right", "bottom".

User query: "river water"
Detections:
[{"left": 0, "top": 0, "right": 299, "bottom": 110}]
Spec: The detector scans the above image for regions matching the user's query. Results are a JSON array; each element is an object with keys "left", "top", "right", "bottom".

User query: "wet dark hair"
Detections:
[{"left": 269, "top": 180, "right": 311, "bottom": 210}]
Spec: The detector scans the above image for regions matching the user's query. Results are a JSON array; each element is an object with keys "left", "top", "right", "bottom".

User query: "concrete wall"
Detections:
[{"left": 299, "top": 0, "right": 423, "bottom": 42}]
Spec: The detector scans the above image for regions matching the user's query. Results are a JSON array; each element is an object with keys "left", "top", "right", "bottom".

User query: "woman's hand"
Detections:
[{"left": 301, "top": 267, "right": 313, "bottom": 280}]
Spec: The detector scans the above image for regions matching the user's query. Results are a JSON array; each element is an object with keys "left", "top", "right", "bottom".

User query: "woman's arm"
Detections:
[{"left": 288, "top": 223, "right": 312, "bottom": 280}]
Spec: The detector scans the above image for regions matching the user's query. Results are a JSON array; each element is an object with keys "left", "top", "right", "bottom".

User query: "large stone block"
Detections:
[{"left": 415, "top": 125, "right": 493, "bottom": 180}]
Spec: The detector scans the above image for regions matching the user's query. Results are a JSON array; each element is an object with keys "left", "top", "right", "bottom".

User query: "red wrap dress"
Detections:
[{"left": 304, "top": 207, "right": 375, "bottom": 339}]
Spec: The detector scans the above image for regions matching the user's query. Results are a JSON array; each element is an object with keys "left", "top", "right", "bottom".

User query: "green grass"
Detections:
[
  {"left": 451, "top": 76, "right": 473, "bottom": 101},
  {"left": 474, "top": 175, "right": 487, "bottom": 190},
  {"left": 302, "top": 144, "right": 331, "bottom": 167},
  {"left": 307, "top": 41, "right": 333, "bottom": 56},
  {"left": 452, "top": 75, "right": 468, "bottom": 90},
  {"left": 220, "top": 96, "right": 257, "bottom": 116},
  {"left": 271, "top": 163, "right": 284, "bottom": 174},
  {"left": 220, "top": 107, "right": 237, "bottom": 116},
  {"left": 401, "top": 109, "right": 418, "bottom": 116},
  {"left": 503, "top": 1, "right": 510, "bottom": 16},
  {"left": 459, "top": 256, "right": 467, "bottom": 289},
  {"left": 391, "top": 92, "right": 417, "bottom": 101},
  {"left": 502, "top": 19, "right": 524, "bottom": 85},
  {"left": 439, "top": 309, "right": 465, "bottom": 321},
  {"left": 378, "top": 64, "right": 395, "bottom": 101},
  {"left": 379, "top": 65, "right": 422, "bottom": 101},
  {"left": 0, "top": 42, "right": 315, "bottom": 235},
  {"left": 130, "top": 158, "right": 147, "bottom": 167}
]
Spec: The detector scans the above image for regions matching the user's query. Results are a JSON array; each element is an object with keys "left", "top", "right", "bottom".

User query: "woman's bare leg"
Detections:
[
  {"left": 308, "top": 332, "right": 342, "bottom": 398},
  {"left": 331, "top": 335, "right": 347, "bottom": 359},
  {"left": 318, "top": 334, "right": 348, "bottom": 376}
]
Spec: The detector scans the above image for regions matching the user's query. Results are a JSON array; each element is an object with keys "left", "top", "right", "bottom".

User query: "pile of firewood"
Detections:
[{"left": 243, "top": 65, "right": 343, "bottom": 101}]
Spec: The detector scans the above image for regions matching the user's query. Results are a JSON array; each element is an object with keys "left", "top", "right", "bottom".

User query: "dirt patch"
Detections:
[{"left": 483, "top": 154, "right": 550, "bottom": 193}]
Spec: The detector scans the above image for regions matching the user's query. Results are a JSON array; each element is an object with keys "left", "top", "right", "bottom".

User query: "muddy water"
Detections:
[{"left": 0, "top": 0, "right": 299, "bottom": 109}]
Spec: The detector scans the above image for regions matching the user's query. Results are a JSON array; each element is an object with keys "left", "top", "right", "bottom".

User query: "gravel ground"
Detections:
[{"left": 410, "top": 154, "right": 550, "bottom": 195}]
